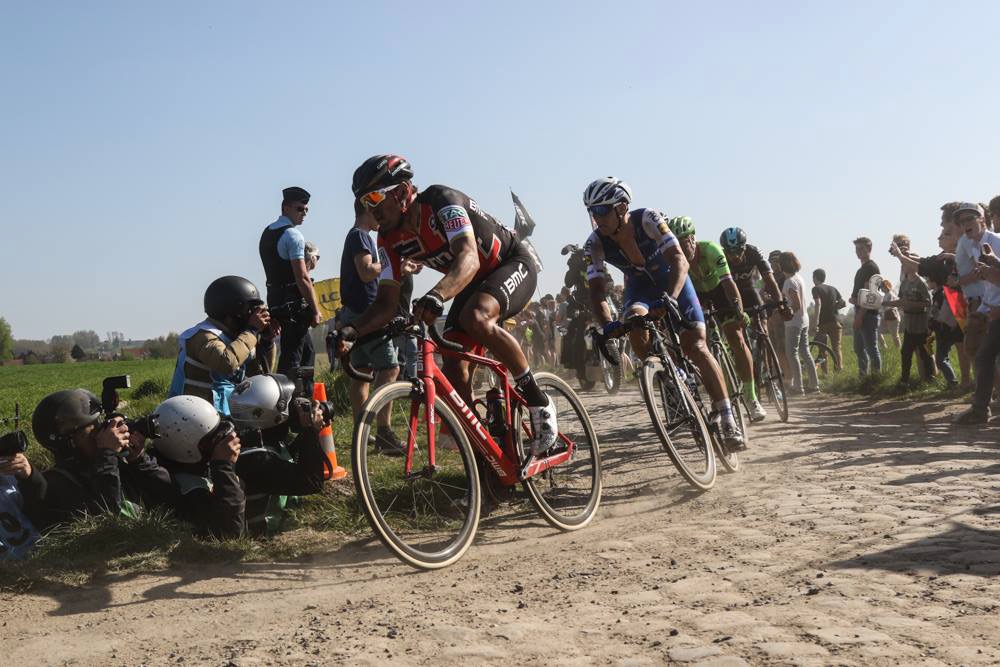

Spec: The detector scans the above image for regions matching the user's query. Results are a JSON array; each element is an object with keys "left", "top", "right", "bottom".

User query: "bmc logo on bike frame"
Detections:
[{"left": 446, "top": 389, "right": 507, "bottom": 478}]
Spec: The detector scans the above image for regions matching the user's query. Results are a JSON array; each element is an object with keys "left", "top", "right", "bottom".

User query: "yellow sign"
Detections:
[{"left": 313, "top": 277, "right": 341, "bottom": 322}]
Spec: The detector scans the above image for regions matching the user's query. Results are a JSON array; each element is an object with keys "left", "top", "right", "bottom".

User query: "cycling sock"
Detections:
[
  {"left": 713, "top": 399, "right": 737, "bottom": 426},
  {"left": 743, "top": 378, "right": 758, "bottom": 403},
  {"left": 514, "top": 368, "right": 548, "bottom": 407}
]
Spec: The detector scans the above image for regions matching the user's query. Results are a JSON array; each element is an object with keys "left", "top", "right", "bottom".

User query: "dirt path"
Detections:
[{"left": 5, "top": 388, "right": 1000, "bottom": 666}]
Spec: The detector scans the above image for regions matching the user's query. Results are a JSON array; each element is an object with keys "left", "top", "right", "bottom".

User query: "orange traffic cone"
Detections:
[{"left": 314, "top": 382, "right": 347, "bottom": 480}]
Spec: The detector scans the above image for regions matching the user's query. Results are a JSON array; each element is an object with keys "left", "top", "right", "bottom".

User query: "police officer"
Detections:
[
  {"left": 168, "top": 276, "right": 270, "bottom": 415},
  {"left": 259, "top": 187, "right": 323, "bottom": 391}
]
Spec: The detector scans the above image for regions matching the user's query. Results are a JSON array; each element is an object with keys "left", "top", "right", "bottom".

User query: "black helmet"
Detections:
[
  {"left": 32, "top": 389, "right": 102, "bottom": 449},
  {"left": 352, "top": 154, "right": 413, "bottom": 198},
  {"left": 719, "top": 227, "right": 747, "bottom": 251},
  {"left": 204, "top": 276, "right": 264, "bottom": 322}
]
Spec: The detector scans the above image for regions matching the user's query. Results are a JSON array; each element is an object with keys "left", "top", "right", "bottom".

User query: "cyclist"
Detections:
[
  {"left": 719, "top": 227, "right": 783, "bottom": 319},
  {"left": 333, "top": 155, "right": 556, "bottom": 454},
  {"left": 673, "top": 219, "right": 765, "bottom": 422},
  {"left": 581, "top": 177, "right": 745, "bottom": 450}
]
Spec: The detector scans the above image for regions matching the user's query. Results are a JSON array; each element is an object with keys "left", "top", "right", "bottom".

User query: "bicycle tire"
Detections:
[
  {"left": 352, "top": 381, "right": 481, "bottom": 570},
  {"left": 809, "top": 339, "right": 836, "bottom": 374},
  {"left": 516, "top": 372, "right": 602, "bottom": 530},
  {"left": 761, "top": 339, "right": 789, "bottom": 422},
  {"left": 638, "top": 357, "right": 716, "bottom": 491},
  {"left": 715, "top": 350, "right": 744, "bottom": 473},
  {"left": 601, "top": 350, "right": 623, "bottom": 394}
]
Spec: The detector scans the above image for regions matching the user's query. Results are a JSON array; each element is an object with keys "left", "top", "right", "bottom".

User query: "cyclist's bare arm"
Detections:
[
  {"left": 432, "top": 234, "right": 480, "bottom": 300},
  {"left": 721, "top": 275, "right": 744, "bottom": 313},
  {"left": 762, "top": 271, "right": 782, "bottom": 303},
  {"left": 350, "top": 282, "right": 401, "bottom": 337},
  {"left": 589, "top": 276, "right": 615, "bottom": 324}
]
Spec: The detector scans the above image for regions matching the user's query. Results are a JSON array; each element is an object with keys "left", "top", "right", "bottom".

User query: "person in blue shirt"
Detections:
[{"left": 259, "top": 186, "right": 323, "bottom": 394}]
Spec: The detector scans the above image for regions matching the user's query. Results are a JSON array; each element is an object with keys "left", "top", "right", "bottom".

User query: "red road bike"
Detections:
[{"left": 342, "top": 319, "right": 602, "bottom": 569}]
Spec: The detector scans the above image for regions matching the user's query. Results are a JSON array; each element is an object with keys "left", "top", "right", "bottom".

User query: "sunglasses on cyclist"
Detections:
[
  {"left": 588, "top": 204, "right": 615, "bottom": 218},
  {"left": 360, "top": 184, "right": 400, "bottom": 209}
]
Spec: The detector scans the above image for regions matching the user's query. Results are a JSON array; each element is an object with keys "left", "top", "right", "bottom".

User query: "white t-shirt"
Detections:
[
  {"left": 782, "top": 272, "right": 809, "bottom": 329},
  {"left": 956, "top": 229, "right": 1000, "bottom": 308}
]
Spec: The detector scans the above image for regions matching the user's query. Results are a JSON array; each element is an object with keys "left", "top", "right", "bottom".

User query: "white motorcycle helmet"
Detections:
[
  {"left": 229, "top": 374, "right": 296, "bottom": 429},
  {"left": 153, "top": 395, "right": 221, "bottom": 464}
]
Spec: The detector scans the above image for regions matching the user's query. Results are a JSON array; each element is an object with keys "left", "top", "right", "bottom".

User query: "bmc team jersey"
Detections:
[
  {"left": 688, "top": 241, "right": 732, "bottom": 294},
  {"left": 377, "top": 185, "right": 519, "bottom": 284},
  {"left": 726, "top": 243, "right": 771, "bottom": 293}
]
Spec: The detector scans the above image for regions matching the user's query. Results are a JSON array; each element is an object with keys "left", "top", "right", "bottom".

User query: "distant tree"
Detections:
[
  {"left": 13, "top": 339, "right": 50, "bottom": 356},
  {"left": 148, "top": 333, "right": 180, "bottom": 359},
  {"left": 70, "top": 344, "right": 86, "bottom": 361},
  {"left": 21, "top": 351, "right": 41, "bottom": 365},
  {"left": 72, "top": 330, "right": 101, "bottom": 352},
  {"left": 50, "top": 334, "right": 74, "bottom": 348},
  {"left": 0, "top": 317, "right": 12, "bottom": 361}
]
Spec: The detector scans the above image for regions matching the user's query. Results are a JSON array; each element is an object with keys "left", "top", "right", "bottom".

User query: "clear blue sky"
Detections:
[{"left": 2, "top": 1, "right": 999, "bottom": 340}]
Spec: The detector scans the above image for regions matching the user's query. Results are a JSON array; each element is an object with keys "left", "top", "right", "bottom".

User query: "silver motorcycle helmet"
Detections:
[{"left": 229, "top": 374, "right": 296, "bottom": 429}]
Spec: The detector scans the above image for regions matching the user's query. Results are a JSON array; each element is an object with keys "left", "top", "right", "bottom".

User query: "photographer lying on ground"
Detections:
[
  {"left": 16, "top": 390, "right": 174, "bottom": 531},
  {"left": 229, "top": 374, "right": 330, "bottom": 535},
  {"left": 146, "top": 395, "right": 246, "bottom": 539}
]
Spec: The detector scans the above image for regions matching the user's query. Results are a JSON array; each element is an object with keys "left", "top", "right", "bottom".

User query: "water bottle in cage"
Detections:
[{"left": 485, "top": 387, "right": 507, "bottom": 438}]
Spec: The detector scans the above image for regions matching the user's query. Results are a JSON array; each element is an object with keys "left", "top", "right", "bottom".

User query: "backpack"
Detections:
[{"left": 0, "top": 475, "right": 40, "bottom": 561}]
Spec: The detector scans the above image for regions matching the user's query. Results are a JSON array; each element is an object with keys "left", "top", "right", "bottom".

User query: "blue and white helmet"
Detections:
[
  {"left": 583, "top": 177, "right": 633, "bottom": 208},
  {"left": 719, "top": 227, "right": 747, "bottom": 251}
]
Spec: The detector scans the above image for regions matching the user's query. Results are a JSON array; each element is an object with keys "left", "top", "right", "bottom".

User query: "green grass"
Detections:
[{"left": 811, "top": 333, "right": 970, "bottom": 401}]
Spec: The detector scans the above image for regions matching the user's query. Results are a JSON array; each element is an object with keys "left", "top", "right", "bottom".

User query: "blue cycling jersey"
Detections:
[{"left": 583, "top": 208, "right": 679, "bottom": 285}]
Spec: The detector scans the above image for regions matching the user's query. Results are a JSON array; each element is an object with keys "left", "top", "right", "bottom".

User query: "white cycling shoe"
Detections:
[
  {"left": 749, "top": 400, "right": 767, "bottom": 422},
  {"left": 527, "top": 397, "right": 558, "bottom": 456}
]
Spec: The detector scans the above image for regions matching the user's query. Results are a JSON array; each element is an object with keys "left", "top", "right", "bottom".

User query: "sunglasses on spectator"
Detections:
[
  {"left": 588, "top": 204, "right": 615, "bottom": 217},
  {"left": 361, "top": 184, "right": 400, "bottom": 209}
]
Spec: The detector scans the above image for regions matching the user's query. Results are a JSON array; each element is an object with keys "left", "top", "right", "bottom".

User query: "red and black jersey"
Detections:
[{"left": 377, "top": 185, "right": 518, "bottom": 284}]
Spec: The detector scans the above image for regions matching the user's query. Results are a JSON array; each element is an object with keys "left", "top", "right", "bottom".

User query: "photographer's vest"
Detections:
[
  {"left": 259, "top": 222, "right": 297, "bottom": 304},
  {"left": 168, "top": 320, "right": 246, "bottom": 415}
]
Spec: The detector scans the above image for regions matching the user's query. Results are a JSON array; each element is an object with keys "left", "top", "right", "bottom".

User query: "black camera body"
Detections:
[
  {"left": 269, "top": 299, "right": 310, "bottom": 325},
  {"left": 290, "top": 397, "right": 334, "bottom": 428},
  {"left": 126, "top": 414, "right": 161, "bottom": 439},
  {"left": 0, "top": 431, "right": 27, "bottom": 458}
]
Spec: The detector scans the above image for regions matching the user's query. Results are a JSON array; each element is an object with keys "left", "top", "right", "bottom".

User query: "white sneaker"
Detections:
[
  {"left": 749, "top": 400, "right": 767, "bottom": 422},
  {"left": 527, "top": 397, "right": 558, "bottom": 456}
]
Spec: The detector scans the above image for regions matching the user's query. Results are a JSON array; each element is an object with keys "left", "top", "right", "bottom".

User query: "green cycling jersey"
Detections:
[{"left": 688, "top": 241, "right": 732, "bottom": 293}]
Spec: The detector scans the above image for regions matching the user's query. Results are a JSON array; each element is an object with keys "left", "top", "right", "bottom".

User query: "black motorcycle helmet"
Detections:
[
  {"left": 351, "top": 154, "right": 414, "bottom": 198},
  {"left": 32, "top": 389, "right": 103, "bottom": 450},
  {"left": 204, "top": 276, "right": 264, "bottom": 322}
]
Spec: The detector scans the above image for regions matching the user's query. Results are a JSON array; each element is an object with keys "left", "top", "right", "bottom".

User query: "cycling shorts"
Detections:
[
  {"left": 444, "top": 243, "right": 537, "bottom": 353},
  {"left": 739, "top": 286, "right": 763, "bottom": 309},
  {"left": 699, "top": 284, "right": 743, "bottom": 322},
  {"left": 622, "top": 274, "right": 705, "bottom": 326}
]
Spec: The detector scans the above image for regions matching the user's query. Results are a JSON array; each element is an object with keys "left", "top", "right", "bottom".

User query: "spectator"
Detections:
[
  {"left": 396, "top": 271, "right": 418, "bottom": 380},
  {"left": 259, "top": 187, "right": 323, "bottom": 393},
  {"left": 767, "top": 250, "right": 791, "bottom": 377},
  {"left": 810, "top": 269, "right": 846, "bottom": 371},
  {"left": 879, "top": 279, "right": 901, "bottom": 348},
  {"left": 954, "top": 202, "right": 990, "bottom": 381},
  {"left": 954, "top": 203, "right": 1000, "bottom": 423},
  {"left": 892, "top": 215, "right": 968, "bottom": 387},
  {"left": 340, "top": 200, "right": 403, "bottom": 454},
  {"left": 850, "top": 237, "right": 882, "bottom": 376},
  {"left": 0, "top": 451, "right": 40, "bottom": 560},
  {"left": 779, "top": 252, "right": 820, "bottom": 394},
  {"left": 886, "top": 250, "right": 935, "bottom": 384}
]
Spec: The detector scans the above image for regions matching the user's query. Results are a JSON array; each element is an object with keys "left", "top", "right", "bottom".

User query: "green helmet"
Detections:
[{"left": 668, "top": 216, "right": 696, "bottom": 239}]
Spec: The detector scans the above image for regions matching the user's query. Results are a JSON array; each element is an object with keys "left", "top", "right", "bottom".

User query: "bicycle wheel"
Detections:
[
  {"left": 601, "top": 348, "right": 623, "bottom": 394},
  {"left": 638, "top": 357, "right": 716, "bottom": 490},
  {"left": 353, "top": 381, "right": 481, "bottom": 570},
  {"left": 715, "top": 351, "right": 744, "bottom": 473},
  {"left": 809, "top": 339, "right": 835, "bottom": 375},
  {"left": 516, "top": 372, "right": 602, "bottom": 530},
  {"left": 760, "top": 340, "right": 789, "bottom": 422}
]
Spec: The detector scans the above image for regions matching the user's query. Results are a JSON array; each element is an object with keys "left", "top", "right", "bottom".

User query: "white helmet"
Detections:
[
  {"left": 153, "top": 395, "right": 221, "bottom": 463},
  {"left": 229, "top": 374, "right": 296, "bottom": 429},
  {"left": 583, "top": 177, "right": 633, "bottom": 208}
]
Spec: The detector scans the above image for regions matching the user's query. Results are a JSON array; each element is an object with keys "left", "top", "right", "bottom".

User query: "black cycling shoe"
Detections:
[{"left": 374, "top": 426, "right": 406, "bottom": 457}]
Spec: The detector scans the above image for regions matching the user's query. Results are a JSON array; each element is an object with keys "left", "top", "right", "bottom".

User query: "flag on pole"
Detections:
[
  {"left": 511, "top": 190, "right": 536, "bottom": 241},
  {"left": 312, "top": 277, "right": 342, "bottom": 322}
]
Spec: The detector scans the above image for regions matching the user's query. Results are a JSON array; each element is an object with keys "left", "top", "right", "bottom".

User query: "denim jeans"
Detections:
[
  {"left": 785, "top": 325, "right": 819, "bottom": 392},
  {"left": 853, "top": 310, "right": 882, "bottom": 375},
  {"left": 972, "top": 319, "right": 1000, "bottom": 412},
  {"left": 934, "top": 325, "right": 960, "bottom": 384}
]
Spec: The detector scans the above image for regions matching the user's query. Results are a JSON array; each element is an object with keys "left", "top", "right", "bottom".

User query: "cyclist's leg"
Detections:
[
  {"left": 722, "top": 318, "right": 754, "bottom": 391},
  {"left": 622, "top": 279, "right": 654, "bottom": 357}
]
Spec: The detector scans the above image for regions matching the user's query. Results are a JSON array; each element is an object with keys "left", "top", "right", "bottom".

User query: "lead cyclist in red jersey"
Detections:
[{"left": 334, "top": 155, "right": 557, "bottom": 453}]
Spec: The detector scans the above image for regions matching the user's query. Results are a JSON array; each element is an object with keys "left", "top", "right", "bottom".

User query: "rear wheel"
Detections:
[
  {"left": 714, "top": 350, "right": 744, "bottom": 473},
  {"left": 809, "top": 339, "right": 836, "bottom": 376},
  {"left": 638, "top": 358, "right": 716, "bottom": 491},
  {"left": 353, "top": 382, "right": 480, "bottom": 570},
  {"left": 601, "top": 347, "right": 622, "bottom": 394},
  {"left": 759, "top": 340, "right": 789, "bottom": 423},
  {"left": 517, "top": 372, "right": 602, "bottom": 530}
]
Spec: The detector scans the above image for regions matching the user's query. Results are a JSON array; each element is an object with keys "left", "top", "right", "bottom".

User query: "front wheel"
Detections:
[
  {"left": 600, "top": 347, "right": 622, "bottom": 394},
  {"left": 638, "top": 358, "right": 717, "bottom": 491},
  {"left": 353, "top": 382, "right": 481, "bottom": 570},
  {"left": 518, "top": 372, "right": 602, "bottom": 530},
  {"left": 759, "top": 339, "right": 789, "bottom": 423},
  {"left": 714, "top": 350, "right": 745, "bottom": 473}
]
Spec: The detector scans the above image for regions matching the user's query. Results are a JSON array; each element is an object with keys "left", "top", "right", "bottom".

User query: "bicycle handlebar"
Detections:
[{"left": 333, "top": 316, "right": 464, "bottom": 383}]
